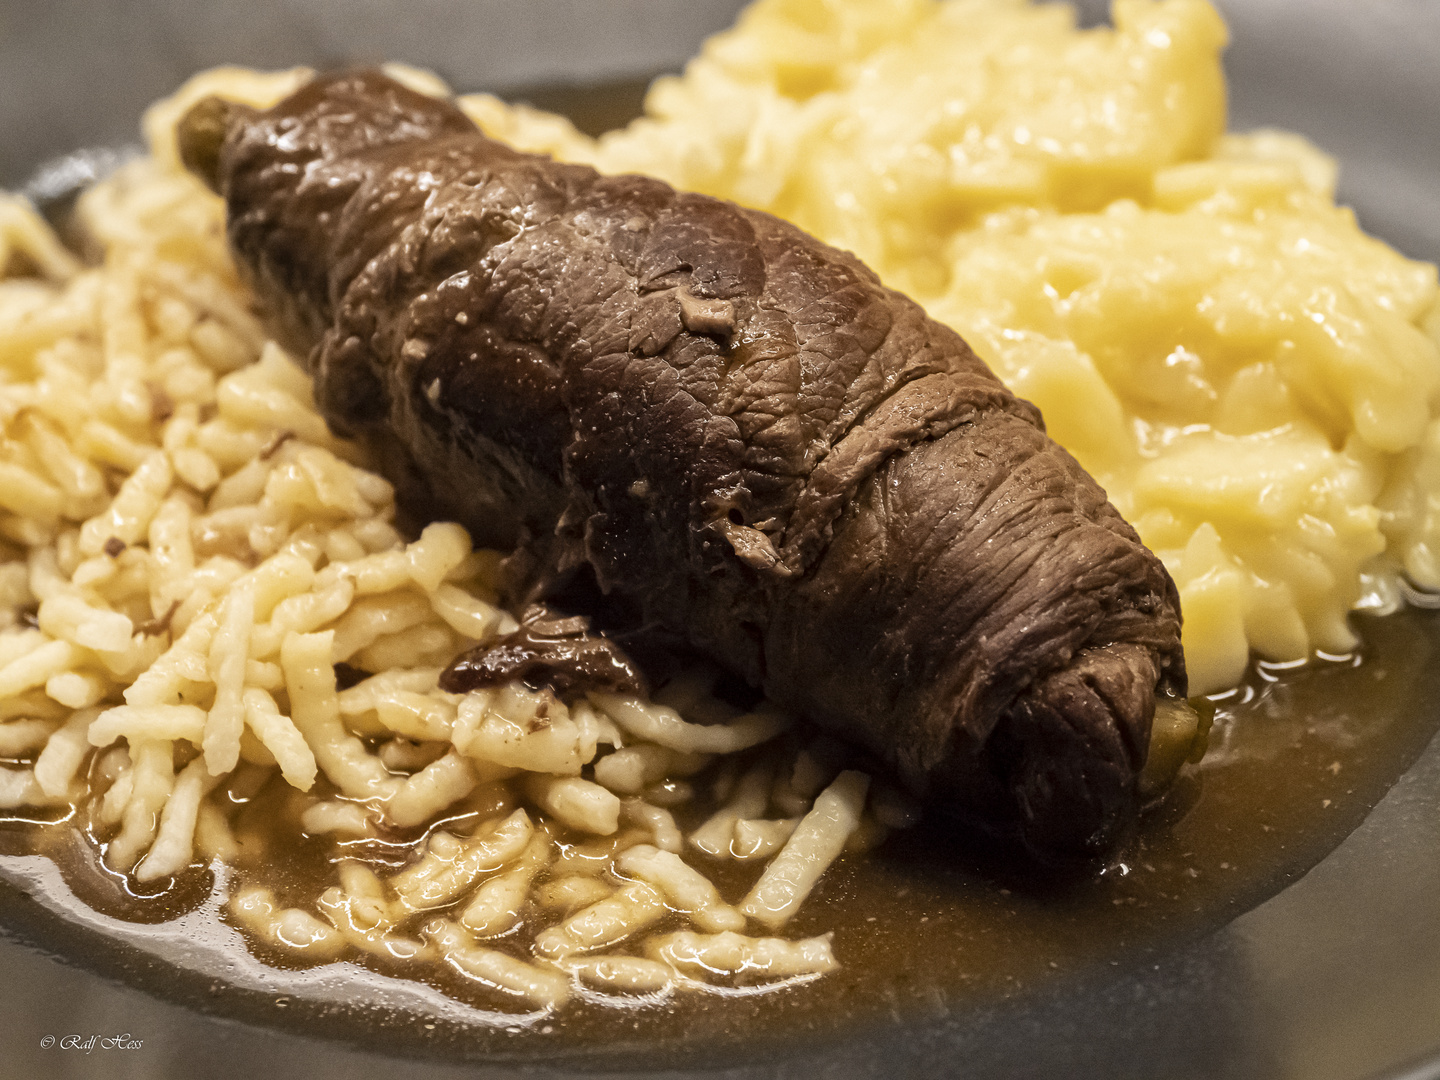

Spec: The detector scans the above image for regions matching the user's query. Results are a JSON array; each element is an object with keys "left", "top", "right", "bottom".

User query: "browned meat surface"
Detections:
[
  {"left": 441, "top": 604, "right": 647, "bottom": 699},
  {"left": 179, "top": 71, "right": 1187, "bottom": 857}
]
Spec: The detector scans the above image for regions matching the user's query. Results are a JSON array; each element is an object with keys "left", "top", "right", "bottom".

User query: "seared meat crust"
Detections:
[{"left": 183, "top": 71, "right": 1186, "bottom": 856}]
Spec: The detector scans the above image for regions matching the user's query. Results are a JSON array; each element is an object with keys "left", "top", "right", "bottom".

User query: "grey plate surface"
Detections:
[{"left": 1, "top": 1, "right": 1438, "bottom": 1077}]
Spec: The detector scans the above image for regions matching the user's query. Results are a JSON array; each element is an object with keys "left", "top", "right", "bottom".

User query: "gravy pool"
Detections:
[{"left": 0, "top": 608, "right": 1433, "bottom": 1067}]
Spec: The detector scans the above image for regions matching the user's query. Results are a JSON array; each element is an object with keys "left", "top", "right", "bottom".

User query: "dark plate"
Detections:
[{"left": 0, "top": 1, "right": 1438, "bottom": 1077}]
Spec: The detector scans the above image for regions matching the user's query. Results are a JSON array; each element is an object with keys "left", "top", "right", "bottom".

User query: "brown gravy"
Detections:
[{"left": 0, "top": 608, "right": 1434, "bottom": 1067}]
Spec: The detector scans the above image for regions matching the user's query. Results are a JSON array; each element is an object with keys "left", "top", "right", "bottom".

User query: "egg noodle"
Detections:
[{"left": 0, "top": 0, "right": 1435, "bottom": 1011}]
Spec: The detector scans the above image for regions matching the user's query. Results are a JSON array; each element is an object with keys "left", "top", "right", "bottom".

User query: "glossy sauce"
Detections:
[{"left": 0, "top": 609, "right": 1434, "bottom": 1067}]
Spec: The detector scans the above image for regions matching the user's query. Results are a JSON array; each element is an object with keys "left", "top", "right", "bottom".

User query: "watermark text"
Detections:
[{"left": 39, "top": 1034, "right": 144, "bottom": 1053}]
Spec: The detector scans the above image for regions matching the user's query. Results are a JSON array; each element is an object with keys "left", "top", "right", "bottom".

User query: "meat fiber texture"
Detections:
[{"left": 181, "top": 70, "right": 1186, "bottom": 857}]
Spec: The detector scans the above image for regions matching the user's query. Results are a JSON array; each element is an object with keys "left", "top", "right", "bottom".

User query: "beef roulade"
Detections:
[{"left": 178, "top": 70, "right": 1190, "bottom": 858}]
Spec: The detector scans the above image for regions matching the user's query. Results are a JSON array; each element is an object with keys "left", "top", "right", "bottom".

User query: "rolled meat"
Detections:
[{"left": 179, "top": 71, "right": 1188, "bottom": 858}]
